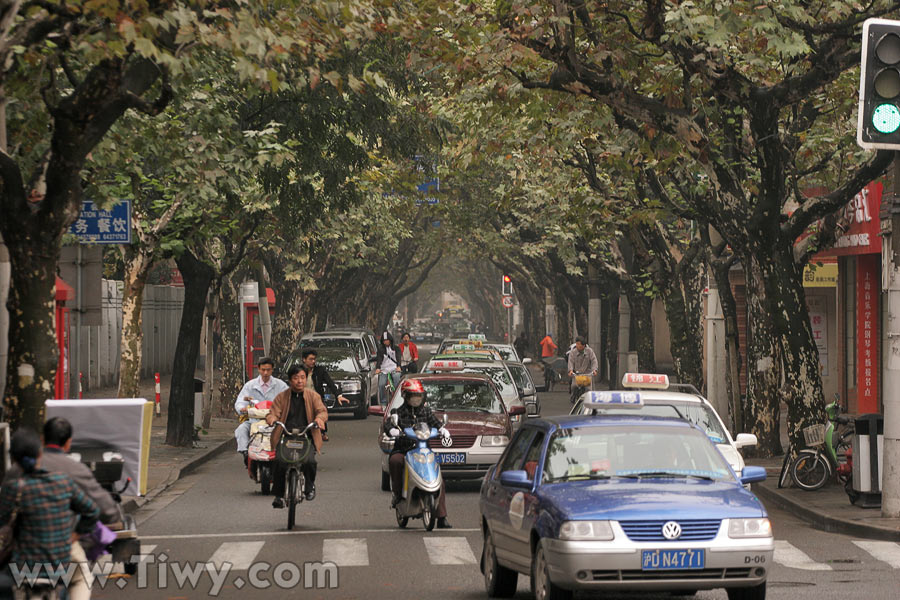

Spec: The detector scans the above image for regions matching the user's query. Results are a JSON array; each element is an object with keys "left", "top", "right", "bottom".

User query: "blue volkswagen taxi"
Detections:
[{"left": 479, "top": 392, "right": 773, "bottom": 600}]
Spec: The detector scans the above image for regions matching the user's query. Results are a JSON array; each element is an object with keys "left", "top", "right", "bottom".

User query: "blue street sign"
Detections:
[
  {"left": 415, "top": 178, "right": 439, "bottom": 205},
  {"left": 67, "top": 200, "right": 131, "bottom": 244}
]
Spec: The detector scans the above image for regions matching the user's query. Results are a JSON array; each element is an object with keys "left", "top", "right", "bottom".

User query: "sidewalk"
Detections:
[
  {"left": 745, "top": 409, "right": 900, "bottom": 541},
  {"left": 82, "top": 372, "right": 236, "bottom": 513}
]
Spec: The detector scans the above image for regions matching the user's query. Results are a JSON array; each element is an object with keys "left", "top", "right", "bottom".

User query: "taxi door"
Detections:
[{"left": 484, "top": 429, "right": 543, "bottom": 571}]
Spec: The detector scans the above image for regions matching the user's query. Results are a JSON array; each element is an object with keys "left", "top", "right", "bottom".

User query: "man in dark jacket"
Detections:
[
  {"left": 383, "top": 378, "right": 452, "bottom": 528},
  {"left": 302, "top": 348, "right": 348, "bottom": 442}
]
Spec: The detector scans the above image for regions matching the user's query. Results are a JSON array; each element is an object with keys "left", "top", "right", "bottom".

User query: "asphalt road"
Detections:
[{"left": 92, "top": 389, "right": 900, "bottom": 600}]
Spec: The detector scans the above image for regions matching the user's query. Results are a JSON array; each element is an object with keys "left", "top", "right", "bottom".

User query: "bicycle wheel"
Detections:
[
  {"left": 790, "top": 450, "right": 830, "bottom": 490},
  {"left": 287, "top": 469, "right": 299, "bottom": 530}
]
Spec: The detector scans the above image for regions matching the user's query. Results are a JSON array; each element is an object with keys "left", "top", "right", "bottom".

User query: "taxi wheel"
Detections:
[
  {"left": 531, "top": 540, "right": 572, "bottom": 600},
  {"left": 727, "top": 582, "right": 766, "bottom": 600},
  {"left": 483, "top": 530, "right": 517, "bottom": 598}
]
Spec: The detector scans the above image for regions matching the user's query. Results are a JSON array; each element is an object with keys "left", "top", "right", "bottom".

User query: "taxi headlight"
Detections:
[
  {"left": 727, "top": 518, "right": 772, "bottom": 538},
  {"left": 481, "top": 435, "right": 510, "bottom": 447},
  {"left": 558, "top": 521, "right": 614, "bottom": 541}
]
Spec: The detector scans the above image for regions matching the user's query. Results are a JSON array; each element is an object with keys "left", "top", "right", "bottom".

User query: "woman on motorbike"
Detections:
[{"left": 384, "top": 379, "right": 452, "bottom": 529}]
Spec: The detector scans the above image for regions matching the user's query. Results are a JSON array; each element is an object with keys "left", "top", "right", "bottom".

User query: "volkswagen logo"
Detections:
[
  {"left": 662, "top": 521, "right": 682, "bottom": 540},
  {"left": 441, "top": 436, "right": 453, "bottom": 447}
]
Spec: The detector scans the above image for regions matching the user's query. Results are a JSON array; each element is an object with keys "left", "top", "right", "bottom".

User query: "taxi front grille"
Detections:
[
  {"left": 619, "top": 519, "right": 721, "bottom": 541},
  {"left": 427, "top": 435, "right": 476, "bottom": 449},
  {"left": 589, "top": 567, "right": 753, "bottom": 581}
]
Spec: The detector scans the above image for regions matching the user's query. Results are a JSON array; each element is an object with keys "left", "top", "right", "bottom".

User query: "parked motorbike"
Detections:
[
  {"left": 246, "top": 400, "right": 275, "bottom": 495},
  {"left": 391, "top": 415, "right": 447, "bottom": 531}
]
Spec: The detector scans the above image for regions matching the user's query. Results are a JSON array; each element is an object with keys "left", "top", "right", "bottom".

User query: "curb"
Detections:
[
  {"left": 121, "top": 436, "right": 235, "bottom": 514},
  {"left": 753, "top": 482, "right": 900, "bottom": 542}
]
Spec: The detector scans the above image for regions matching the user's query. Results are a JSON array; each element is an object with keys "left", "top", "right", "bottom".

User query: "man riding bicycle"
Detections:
[
  {"left": 567, "top": 336, "right": 598, "bottom": 403},
  {"left": 266, "top": 365, "right": 327, "bottom": 508}
]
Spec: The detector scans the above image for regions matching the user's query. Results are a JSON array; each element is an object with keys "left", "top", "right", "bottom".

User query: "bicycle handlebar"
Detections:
[{"left": 273, "top": 421, "right": 319, "bottom": 437}]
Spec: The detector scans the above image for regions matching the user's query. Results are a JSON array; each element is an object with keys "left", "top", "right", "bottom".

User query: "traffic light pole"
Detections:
[{"left": 882, "top": 153, "right": 900, "bottom": 517}]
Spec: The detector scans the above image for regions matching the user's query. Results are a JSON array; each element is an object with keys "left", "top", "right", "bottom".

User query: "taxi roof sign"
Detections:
[
  {"left": 429, "top": 359, "right": 463, "bottom": 370},
  {"left": 468, "top": 333, "right": 486, "bottom": 341},
  {"left": 583, "top": 391, "right": 643, "bottom": 407},
  {"left": 452, "top": 343, "right": 476, "bottom": 351},
  {"left": 622, "top": 373, "right": 669, "bottom": 390}
]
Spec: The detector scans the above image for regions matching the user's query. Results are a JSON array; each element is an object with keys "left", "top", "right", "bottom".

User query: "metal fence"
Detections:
[{"left": 69, "top": 280, "right": 184, "bottom": 390}]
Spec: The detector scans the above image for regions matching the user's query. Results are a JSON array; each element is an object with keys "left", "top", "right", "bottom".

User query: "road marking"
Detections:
[
  {"left": 424, "top": 537, "right": 477, "bottom": 565},
  {"left": 206, "top": 541, "right": 265, "bottom": 571},
  {"left": 323, "top": 538, "right": 369, "bottom": 566},
  {"left": 774, "top": 540, "right": 832, "bottom": 570},
  {"left": 852, "top": 540, "right": 900, "bottom": 568},
  {"left": 142, "top": 528, "right": 480, "bottom": 540}
]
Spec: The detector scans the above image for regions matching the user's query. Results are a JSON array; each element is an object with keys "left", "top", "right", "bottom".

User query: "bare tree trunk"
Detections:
[
  {"left": 745, "top": 256, "right": 782, "bottom": 457},
  {"left": 218, "top": 275, "right": 244, "bottom": 418},
  {"left": 166, "top": 249, "right": 214, "bottom": 447},
  {"left": 117, "top": 247, "right": 153, "bottom": 397},
  {"left": 201, "top": 291, "right": 216, "bottom": 429}
]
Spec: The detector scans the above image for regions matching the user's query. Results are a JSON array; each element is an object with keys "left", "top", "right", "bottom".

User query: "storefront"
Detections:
[{"left": 815, "top": 182, "right": 883, "bottom": 414}]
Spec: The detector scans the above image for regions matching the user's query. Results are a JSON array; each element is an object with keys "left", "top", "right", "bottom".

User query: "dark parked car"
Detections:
[{"left": 279, "top": 347, "right": 369, "bottom": 419}]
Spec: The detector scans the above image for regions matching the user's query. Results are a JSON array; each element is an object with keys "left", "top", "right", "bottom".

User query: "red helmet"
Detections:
[{"left": 400, "top": 379, "right": 425, "bottom": 395}]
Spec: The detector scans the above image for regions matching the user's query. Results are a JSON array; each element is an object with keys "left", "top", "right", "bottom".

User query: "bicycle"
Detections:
[
  {"left": 777, "top": 398, "right": 853, "bottom": 492},
  {"left": 379, "top": 370, "right": 401, "bottom": 405},
  {"left": 274, "top": 420, "right": 318, "bottom": 530},
  {"left": 569, "top": 372, "right": 593, "bottom": 404}
]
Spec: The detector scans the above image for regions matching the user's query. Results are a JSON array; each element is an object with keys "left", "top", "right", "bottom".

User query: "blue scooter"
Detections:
[{"left": 391, "top": 415, "right": 447, "bottom": 531}]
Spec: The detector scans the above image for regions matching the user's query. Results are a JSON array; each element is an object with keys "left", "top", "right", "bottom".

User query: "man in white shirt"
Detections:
[{"left": 234, "top": 356, "right": 288, "bottom": 464}]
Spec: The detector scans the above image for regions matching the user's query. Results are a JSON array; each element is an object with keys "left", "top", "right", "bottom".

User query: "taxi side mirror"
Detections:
[
  {"left": 508, "top": 405, "right": 526, "bottom": 416},
  {"left": 499, "top": 470, "right": 532, "bottom": 488},
  {"left": 739, "top": 466, "right": 766, "bottom": 485},
  {"left": 735, "top": 433, "right": 758, "bottom": 448},
  {"left": 368, "top": 405, "right": 385, "bottom": 417},
  {"left": 522, "top": 357, "right": 532, "bottom": 364}
]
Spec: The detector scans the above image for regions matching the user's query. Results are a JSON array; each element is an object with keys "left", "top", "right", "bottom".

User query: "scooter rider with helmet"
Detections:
[{"left": 385, "top": 379, "right": 453, "bottom": 529}]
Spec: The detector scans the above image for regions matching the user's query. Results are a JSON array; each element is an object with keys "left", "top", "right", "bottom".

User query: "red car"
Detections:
[{"left": 368, "top": 372, "right": 525, "bottom": 489}]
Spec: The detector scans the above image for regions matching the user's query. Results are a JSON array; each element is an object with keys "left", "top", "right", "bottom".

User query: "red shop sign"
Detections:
[
  {"left": 857, "top": 254, "right": 880, "bottom": 413},
  {"left": 816, "top": 182, "right": 882, "bottom": 257}
]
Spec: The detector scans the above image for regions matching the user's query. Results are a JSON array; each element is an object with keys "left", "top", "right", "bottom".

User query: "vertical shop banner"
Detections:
[
  {"left": 857, "top": 254, "right": 880, "bottom": 413},
  {"left": 808, "top": 296, "right": 828, "bottom": 375}
]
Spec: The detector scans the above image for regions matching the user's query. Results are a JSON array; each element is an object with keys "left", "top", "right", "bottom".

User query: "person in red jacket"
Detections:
[{"left": 398, "top": 332, "right": 420, "bottom": 374}]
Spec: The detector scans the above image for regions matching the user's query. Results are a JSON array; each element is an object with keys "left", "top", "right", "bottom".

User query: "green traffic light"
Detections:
[{"left": 873, "top": 103, "right": 900, "bottom": 133}]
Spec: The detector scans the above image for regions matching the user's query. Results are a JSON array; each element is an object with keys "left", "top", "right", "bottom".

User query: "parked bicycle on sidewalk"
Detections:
[{"left": 778, "top": 396, "right": 854, "bottom": 495}]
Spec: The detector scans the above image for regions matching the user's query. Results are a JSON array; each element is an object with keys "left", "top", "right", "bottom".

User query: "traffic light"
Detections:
[
  {"left": 501, "top": 274, "right": 512, "bottom": 295},
  {"left": 858, "top": 19, "right": 900, "bottom": 149}
]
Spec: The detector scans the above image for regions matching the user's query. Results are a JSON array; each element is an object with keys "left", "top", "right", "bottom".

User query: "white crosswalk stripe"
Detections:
[
  {"left": 852, "top": 540, "right": 900, "bottom": 568},
  {"left": 423, "top": 537, "right": 478, "bottom": 565},
  {"left": 773, "top": 540, "right": 832, "bottom": 570},
  {"left": 205, "top": 541, "right": 265, "bottom": 571},
  {"left": 322, "top": 538, "right": 369, "bottom": 567}
]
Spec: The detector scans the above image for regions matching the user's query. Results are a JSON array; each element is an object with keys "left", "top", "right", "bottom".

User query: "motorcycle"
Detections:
[
  {"left": 246, "top": 400, "right": 275, "bottom": 495},
  {"left": 391, "top": 414, "right": 447, "bottom": 531}
]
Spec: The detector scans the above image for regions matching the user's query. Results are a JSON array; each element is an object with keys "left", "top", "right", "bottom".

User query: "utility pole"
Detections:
[{"left": 882, "top": 154, "right": 900, "bottom": 518}]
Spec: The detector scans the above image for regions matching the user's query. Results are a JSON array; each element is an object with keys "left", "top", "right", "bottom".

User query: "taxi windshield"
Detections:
[
  {"left": 422, "top": 382, "right": 502, "bottom": 413},
  {"left": 542, "top": 426, "right": 733, "bottom": 483},
  {"left": 508, "top": 365, "right": 532, "bottom": 390},
  {"left": 462, "top": 367, "right": 514, "bottom": 395},
  {"left": 487, "top": 345, "right": 515, "bottom": 360}
]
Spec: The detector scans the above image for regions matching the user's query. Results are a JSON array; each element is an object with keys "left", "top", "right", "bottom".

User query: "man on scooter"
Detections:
[
  {"left": 384, "top": 379, "right": 452, "bottom": 529},
  {"left": 266, "top": 365, "right": 327, "bottom": 508},
  {"left": 235, "top": 357, "right": 288, "bottom": 466}
]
